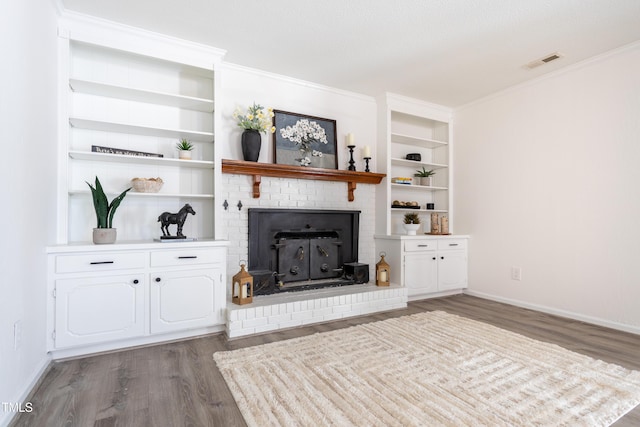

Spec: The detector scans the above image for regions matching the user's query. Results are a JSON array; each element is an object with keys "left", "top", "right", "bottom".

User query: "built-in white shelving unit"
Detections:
[
  {"left": 376, "top": 93, "right": 453, "bottom": 235},
  {"left": 57, "top": 17, "right": 226, "bottom": 244}
]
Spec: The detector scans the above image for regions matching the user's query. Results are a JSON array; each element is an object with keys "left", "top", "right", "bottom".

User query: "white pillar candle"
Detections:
[
  {"left": 241, "top": 284, "right": 247, "bottom": 298},
  {"left": 379, "top": 270, "right": 388, "bottom": 283},
  {"left": 362, "top": 145, "right": 371, "bottom": 157},
  {"left": 346, "top": 133, "right": 355, "bottom": 145}
]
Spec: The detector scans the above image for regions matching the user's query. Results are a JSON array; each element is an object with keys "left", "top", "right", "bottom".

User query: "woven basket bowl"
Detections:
[{"left": 131, "top": 177, "right": 164, "bottom": 193}]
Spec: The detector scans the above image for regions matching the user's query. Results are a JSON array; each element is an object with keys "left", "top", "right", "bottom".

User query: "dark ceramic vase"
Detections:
[{"left": 241, "top": 130, "right": 261, "bottom": 162}]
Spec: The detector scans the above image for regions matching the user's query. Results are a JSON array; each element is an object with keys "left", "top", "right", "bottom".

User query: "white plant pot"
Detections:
[
  {"left": 93, "top": 228, "right": 117, "bottom": 244},
  {"left": 179, "top": 150, "right": 192, "bottom": 160},
  {"left": 418, "top": 177, "right": 431, "bottom": 186},
  {"left": 403, "top": 223, "right": 420, "bottom": 236}
]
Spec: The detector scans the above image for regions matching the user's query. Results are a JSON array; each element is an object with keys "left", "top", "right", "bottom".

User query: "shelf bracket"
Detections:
[
  {"left": 347, "top": 181, "right": 356, "bottom": 202},
  {"left": 252, "top": 175, "right": 262, "bottom": 198}
]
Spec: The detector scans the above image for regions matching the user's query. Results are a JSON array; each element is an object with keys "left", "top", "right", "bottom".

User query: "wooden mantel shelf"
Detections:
[{"left": 222, "top": 159, "right": 386, "bottom": 202}]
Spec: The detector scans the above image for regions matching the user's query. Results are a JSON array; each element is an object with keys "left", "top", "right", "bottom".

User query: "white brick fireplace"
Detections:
[{"left": 218, "top": 173, "right": 407, "bottom": 338}]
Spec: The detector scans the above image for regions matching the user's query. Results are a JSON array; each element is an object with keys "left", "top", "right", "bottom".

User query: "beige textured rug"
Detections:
[{"left": 214, "top": 311, "right": 640, "bottom": 426}]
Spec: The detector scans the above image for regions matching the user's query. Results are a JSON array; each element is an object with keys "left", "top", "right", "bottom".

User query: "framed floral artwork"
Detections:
[{"left": 272, "top": 110, "right": 338, "bottom": 169}]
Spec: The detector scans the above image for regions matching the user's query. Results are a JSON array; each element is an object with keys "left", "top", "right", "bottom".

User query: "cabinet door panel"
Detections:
[
  {"left": 150, "top": 268, "right": 221, "bottom": 333},
  {"left": 55, "top": 274, "right": 145, "bottom": 348},
  {"left": 438, "top": 251, "right": 468, "bottom": 290},
  {"left": 404, "top": 253, "right": 438, "bottom": 295}
]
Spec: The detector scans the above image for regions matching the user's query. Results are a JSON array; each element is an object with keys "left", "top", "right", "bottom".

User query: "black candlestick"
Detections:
[
  {"left": 347, "top": 145, "right": 356, "bottom": 171},
  {"left": 364, "top": 157, "right": 371, "bottom": 172}
]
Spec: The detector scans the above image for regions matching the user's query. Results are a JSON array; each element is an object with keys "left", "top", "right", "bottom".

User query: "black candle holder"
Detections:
[
  {"left": 363, "top": 157, "right": 371, "bottom": 172},
  {"left": 347, "top": 145, "right": 356, "bottom": 171}
]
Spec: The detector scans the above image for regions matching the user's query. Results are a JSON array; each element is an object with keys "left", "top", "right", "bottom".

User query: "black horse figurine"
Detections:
[{"left": 158, "top": 204, "right": 196, "bottom": 238}]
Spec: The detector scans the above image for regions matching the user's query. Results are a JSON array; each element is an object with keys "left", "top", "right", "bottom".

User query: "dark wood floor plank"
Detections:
[{"left": 10, "top": 295, "right": 640, "bottom": 427}]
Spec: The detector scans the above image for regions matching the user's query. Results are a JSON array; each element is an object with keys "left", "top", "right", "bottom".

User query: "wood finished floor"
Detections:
[{"left": 11, "top": 295, "right": 640, "bottom": 427}]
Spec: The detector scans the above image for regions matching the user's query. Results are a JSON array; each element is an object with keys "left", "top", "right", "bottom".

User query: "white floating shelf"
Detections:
[
  {"left": 391, "top": 133, "right": 448, "bottom": 149},
  {"left": 69, "top": 118, "right": 214, "bottom": 143},
  {"left": 69, "top": 79, "right": 215, "bottom": 113},
  {"left": 68, "top": 150, "right": 214, "bottom": 169},
  {"left": 390, "top": 158, "right": 448, "bottom": 169},
  {"left": 391, "top": 183, "right": 448, "bottom": 191},
  {"left": 69, "top": 190, "right": 214, "bottom": 199},
  {"left": 391, "top": 208, "right": 448, "bottom": 213}
]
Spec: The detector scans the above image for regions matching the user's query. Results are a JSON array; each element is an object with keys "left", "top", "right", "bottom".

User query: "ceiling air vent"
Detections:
[{"left": 524, "top": 52, "right": 564, "bottom": 70}]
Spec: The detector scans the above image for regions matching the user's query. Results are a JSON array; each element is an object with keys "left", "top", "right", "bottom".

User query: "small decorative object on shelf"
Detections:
[
  {"left": 176, "top": 138, "right": 194, "bottom": 160},
  {"left": 430, "top": 213, "right": 440, "bottom": 234},
  {"left": 158, "top": 203, "right": 196, "bottom": 239},
  {"left": 347, "top": 145, "right": 356, "bottom": 171},
  {"left": 426, "top": 203, "right": 435, "bottom": 210},
  {"left": 131, "top": 177, "right": 163, "bottom": 193},
  {"left": 232, "top": 262, "right": 253, "bottom": 305},
  {"left": 391, "top": 177, "right": 413, "bottom": 185},
  {"left": 392, "top": 200, "right": 420, "bottom": 209},
  {"left": 362, "top": 145, "right": 372, "bottom": 173},
  {"left": 441, "top": 216, "right": 449, "bottom": 234},
  {"left": 92, "top": 145, "right": 163, "bottom": 158},
  {"left": 376, "top": 252, "right": 390, "bottom": 287},
  {"left": 414, "top": 167, "right": 435, "bottom": 186},
  {"left": 405, "top": 153, "right": 421, "bottom": 161},
  {"left": 234, "top": 102, "right": 275, "bottom": 162},
  {"left": 86, "top": 176, "right": 131, "bottom": 244},
  {"left": 403, "top": 212, "right": 421, "bottom": 235}
]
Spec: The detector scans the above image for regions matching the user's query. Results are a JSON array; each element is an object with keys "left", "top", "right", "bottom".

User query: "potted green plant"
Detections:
[
  {"left": 176, "top": 138, "right": 194, "bottom": 160},
  {"left": 86, "top": 176, "right": 131, "bottom": 244},
  {"left": 403, "top": 212, "right": 421, "bottom": 235},
  {"left": 414, "top": 167, "right": 435, "bottom": 186}
]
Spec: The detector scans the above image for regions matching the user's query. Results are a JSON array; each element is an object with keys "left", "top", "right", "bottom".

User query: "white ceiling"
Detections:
[{"left": 60, "top": 0, "right": 640, "bottom": 107}]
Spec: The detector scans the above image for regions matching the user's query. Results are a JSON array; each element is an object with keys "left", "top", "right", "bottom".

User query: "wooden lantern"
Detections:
[
  {"left": 232, "top": 263, "right": 253, "bottom": 305},
  {"left": 376, "top": 252, "right": 390, "bottom": 287}
]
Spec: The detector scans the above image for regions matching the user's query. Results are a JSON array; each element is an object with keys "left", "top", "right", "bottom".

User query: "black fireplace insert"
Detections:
[{"left": 248, "top": 208, "right": 361, "bottom": 295}]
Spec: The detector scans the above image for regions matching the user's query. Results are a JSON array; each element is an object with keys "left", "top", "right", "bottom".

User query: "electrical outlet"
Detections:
[
  {"left": 14, "top": 320, "right": 22, "bottom": 350},
  {"left": 511, "top": 266, "right": 522, "bottom": 281}
]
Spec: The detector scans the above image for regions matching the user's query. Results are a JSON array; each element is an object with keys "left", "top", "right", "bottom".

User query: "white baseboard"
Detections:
[
  {"left": 464, "top": 289, "right": 640, "bottom": 336},
  {"left": 0, "top": 355, "right": 51, "bottom": 427}
]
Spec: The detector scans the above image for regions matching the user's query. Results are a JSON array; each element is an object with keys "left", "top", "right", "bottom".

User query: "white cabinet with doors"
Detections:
[
  {"left": 47, "top": 241, "right": 228, "bottom": 356},
  {"left": 375, "top": 235, "right": 468, "bottom": 299},
  {"left": 149, "top": 247, "right": 226, "bottom": 334}
]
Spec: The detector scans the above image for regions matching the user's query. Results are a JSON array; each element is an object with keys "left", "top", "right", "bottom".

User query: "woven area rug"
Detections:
[{"left": 214, "top": 311, "right": 640, "bottom": 426}]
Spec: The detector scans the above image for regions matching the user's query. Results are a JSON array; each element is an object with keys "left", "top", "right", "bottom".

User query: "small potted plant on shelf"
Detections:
[
  {"left": 403, "top": 212, "right": 421, "bottom": 235},
  {"left": 176, "top": 138, "right": 194, "bottom": 160},
  {"left": 86, "top": 176, "right": 131, "bottom": 244},
  {"left": 414, "top": 167, "right": 435, "bottom": 186}
]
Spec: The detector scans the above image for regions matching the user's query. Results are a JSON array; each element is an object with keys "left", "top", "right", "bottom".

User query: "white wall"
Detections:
[
  {"left": 218, "top": 65, "right": 379, "bottom": 282},
  {"left": 0, "top": 0, "right": 59, "bottom": 424},
  {"left": 453, "top": 42, "right": 640, "bottom": 333}
]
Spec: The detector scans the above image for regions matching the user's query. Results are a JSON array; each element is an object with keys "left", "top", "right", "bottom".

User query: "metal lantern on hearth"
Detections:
[
  {"left": 376, "top": 252, "right": 390, "bottom": 287},
  {"left": 232, "top": 262, "right": 253, "bottom": 305}
]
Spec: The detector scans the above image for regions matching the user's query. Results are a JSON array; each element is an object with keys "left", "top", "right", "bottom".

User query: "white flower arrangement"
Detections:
[{"left": 279, "top": 119, "right": 328, "bottom": 166}]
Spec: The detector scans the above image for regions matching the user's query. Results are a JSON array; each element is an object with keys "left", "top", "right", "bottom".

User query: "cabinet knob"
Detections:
[
  {"left": 155, "top": 277, "right": 161, "bottom": 282},
  {"left": 440, "top": 256, "right": 444, "bottom": 260},
  {"left": 133, "top": 279, "right": 139, "bottom": 284},
  {"left": 432, "top": 257, "right": 436, "bottom": 260}
]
